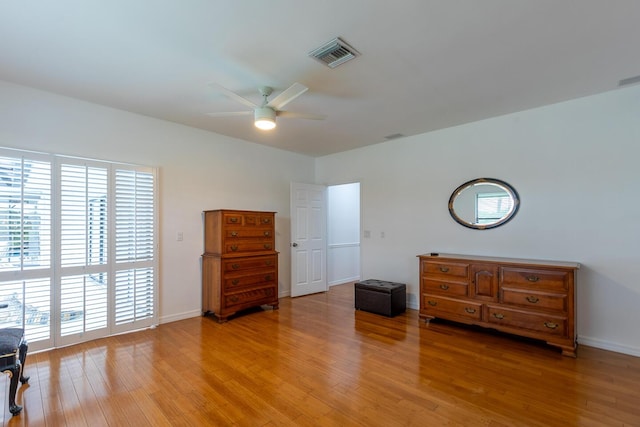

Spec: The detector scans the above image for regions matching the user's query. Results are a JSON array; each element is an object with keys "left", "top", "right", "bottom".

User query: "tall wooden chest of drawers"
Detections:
[
  {"left": 418, "top": 253, "right": 579, "bottom": 356},
  {"left": 202, "top": 209, "right": 278, "bottom": 323}
]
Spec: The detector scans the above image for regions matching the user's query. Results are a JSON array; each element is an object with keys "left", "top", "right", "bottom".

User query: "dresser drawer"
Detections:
[
  {"left": 223, "top": 286, "right": 277, "bottom": 309},
  {"left": 486, "top": 305, "right": 567, "bottom": 337},
  {"left": 422, "top": 261, "right": 469, "bottom": 281},
  {"left": 224, "top": 228, "right": 273, "bottom": 239},
  {"left": 223, "top": 271, "right": 276, "bottom": 292},
  {"left": 223, "top": 212, "right": 274, "bottom": 227},
  {"left": 422, "top": 279, "right": 468, "bottom": 297},
  {"left": 501, "top": 287, "right": 567, "bottom": 312},
  {"left": 500, "top": 267, "right": 570, "bottom": 291},
  {"left": 222, "top": 255, "right": 277, "bottom": 273},
  {"left": 224, "top": 240, "right": 275, "bottom": 254},
  {"left": 422, "top": 294, "right": 482, "bottom": 320}
]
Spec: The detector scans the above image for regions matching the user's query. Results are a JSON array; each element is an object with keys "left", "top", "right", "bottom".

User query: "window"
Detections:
[
  {"left": 0, "top": 148, "right": 157, "bottom": 351},
  {"left": 476, "top": 192, "right": 514, "bottom": 224}
]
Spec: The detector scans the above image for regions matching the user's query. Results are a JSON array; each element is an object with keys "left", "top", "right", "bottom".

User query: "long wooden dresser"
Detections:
[
  {"left": 202, "top": 209, "right": 278, "bottom": 323},
  {"left": 418, "top": 253, "right": 579, "bottom": 356}
]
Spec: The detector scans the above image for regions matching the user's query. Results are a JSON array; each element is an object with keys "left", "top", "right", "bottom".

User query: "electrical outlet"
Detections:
[{"left": 177, "top": 232, "right": 183, "bottom": 241}]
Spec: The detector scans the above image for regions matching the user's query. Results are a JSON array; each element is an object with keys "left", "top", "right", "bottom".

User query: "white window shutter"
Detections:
[
  {"left": 114, "top": 169, "right": 156, "bottom": 325},
  {"left": 0, "top": 148, "right": 157, "bottom": 350}
]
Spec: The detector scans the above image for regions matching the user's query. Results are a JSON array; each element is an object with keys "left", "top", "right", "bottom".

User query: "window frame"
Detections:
[{"left": 0, "top": 147, "right": 158, "bottom": 352}]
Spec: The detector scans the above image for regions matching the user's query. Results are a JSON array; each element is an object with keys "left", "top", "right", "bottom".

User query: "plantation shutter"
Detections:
[
  {"left": 0, "top": 147, "right": 157, "bottom": 352},
  {"left": 57, "top": 161, "right": 109, "bottom": 343},
  {"left": 113, "top": 167, "right": 156, "bottom": 330},
  {"left": 0, "top": 152, "right": 53, "bottom": 346}
]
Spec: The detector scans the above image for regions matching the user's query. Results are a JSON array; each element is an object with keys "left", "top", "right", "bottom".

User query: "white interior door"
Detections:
[{"left": 290, "top": 182, "right": 327, "bottom": 297}]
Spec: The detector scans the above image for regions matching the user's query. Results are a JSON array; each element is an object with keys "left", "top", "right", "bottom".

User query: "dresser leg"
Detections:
[
  {"left": 551, "top": 342, "right": 577, "bottom": 358},
  {"left": 214, "top": 314, "right": 231, "bottom": 323},
  {"left": 419, "top": 315, "right": 434, "bottom": 325}
]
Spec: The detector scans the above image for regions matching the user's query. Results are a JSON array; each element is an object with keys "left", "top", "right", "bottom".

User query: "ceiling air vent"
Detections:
[
  {"left": 619, "top": 74, "right": 640, "bottom": 87},
  {"left": 384, "top": 133, "right": 405, "bottom": 140},
  {"left": 309, "top": 37, "right": 360, "bottom": 69}
]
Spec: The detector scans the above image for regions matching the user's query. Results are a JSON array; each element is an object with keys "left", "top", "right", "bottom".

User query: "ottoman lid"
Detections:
[{"left": 355, "top": 279, "right": 405, "bottom": 293}]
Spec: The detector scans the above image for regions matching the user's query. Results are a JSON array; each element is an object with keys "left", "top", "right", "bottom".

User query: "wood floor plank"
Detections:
[{"left": 1, "top": 283, "right": 639, "bottom": 426}]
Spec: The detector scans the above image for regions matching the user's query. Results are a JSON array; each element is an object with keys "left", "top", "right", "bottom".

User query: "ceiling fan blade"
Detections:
[
  {"left": 277, "top": 111, "right": 326, "bottom": 120},
  {"left": 208, "top": 83, "right": 258, "bottom": 109},
  {"left": 205, "top": 111, "right": 253, "bottom": 117},
  {"left": 268, "top": 83, "right": 309, "bottom": 110}
]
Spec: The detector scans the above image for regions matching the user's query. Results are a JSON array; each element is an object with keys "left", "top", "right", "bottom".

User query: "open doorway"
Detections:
[{"left": 327, "top": 182, "right": 361, "bottom": 287}]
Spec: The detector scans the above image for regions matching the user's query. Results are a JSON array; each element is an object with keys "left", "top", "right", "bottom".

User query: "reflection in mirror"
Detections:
[{"left": 448, "top": 178, "right": 519, "bottom": 230}]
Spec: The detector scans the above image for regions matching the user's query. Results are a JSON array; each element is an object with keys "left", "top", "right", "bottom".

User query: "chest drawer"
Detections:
[
  {"left": 224, "top": 240, "right": 275, "bottom": 254},
  {"left": 422, "top": 261, "right": 469, "bottom": 281},
  {"left": 224, "top": 228, "right": 273, "bottom": 239},
  {"left": 486, "top": 305, "right": 567, "bottom": 337},
  {"left": 222, "top": 255, "right": 277, "bottom": 273},
  {"left": 422, "top": 294, "right": 482, "bottom": 320},
  {"left": 223, "top": 212, "right": 274, "bottom": 227},
  {"left": 500, "top": 267, "right": 570, "bottom": 291},
  {"left": 223, "top": 270, "right": 277, "bottom": 292},
  {"left": 501, "top": 288, "right": 567, "bottom": 312},
  {"left": 422, "top": 279, "right": 468, "bottom": 297},
  {"left": 223, "top": 286, "right": 277, "bottom": 309}
]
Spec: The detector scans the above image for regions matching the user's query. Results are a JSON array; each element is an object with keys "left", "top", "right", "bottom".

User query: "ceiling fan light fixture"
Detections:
[{"left": 254, "top": 107, "right": 276, "bottom": 130}]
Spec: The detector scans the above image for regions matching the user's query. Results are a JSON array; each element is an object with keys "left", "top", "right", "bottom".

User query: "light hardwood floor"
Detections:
[{"left": 2, "top": 283, "right": 639, "bottom": 426}]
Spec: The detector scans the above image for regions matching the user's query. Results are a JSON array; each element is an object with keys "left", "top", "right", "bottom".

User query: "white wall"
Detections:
[
  {"left": 327, "top": 183, "right": 360, "bottom": 285},
  {"left": 0, "top": 80, "right": 316, "bottom": 324},
  {"left": 316, "top": 85, "right": 640, "bottom": 357},
  {"left": 4, "top": 78, "right": 639, "bottom": 357}
]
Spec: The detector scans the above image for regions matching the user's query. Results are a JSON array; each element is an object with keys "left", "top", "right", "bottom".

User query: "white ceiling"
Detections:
[{"left": 2, "top": 1, "right": 639, "bottom": 157}]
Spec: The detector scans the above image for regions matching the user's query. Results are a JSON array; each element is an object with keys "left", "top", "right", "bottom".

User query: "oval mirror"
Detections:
[{"left": 448, "top": 178, "right": 520, "bottom": 230}]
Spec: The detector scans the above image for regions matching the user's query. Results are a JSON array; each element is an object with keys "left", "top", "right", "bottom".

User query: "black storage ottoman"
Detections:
[{"left": 354, "top": 279, "right": 406, "bottom": 317}]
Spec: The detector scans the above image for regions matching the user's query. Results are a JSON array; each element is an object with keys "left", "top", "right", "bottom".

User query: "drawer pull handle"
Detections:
[
  {"left": 265, "top": 260, "right": 273, "bottom": 266},
  {"left": 464, "top": 307, "right": 476, "bottom": 314},
  {"left": 439, "top": 266, "right": 450, "bottom": 273},
  {"left": 231, "top": 263, "right": 240, "bottom": 270},
  {"left": 230, "top": 231, "right": 238, "bottom": 237},
  {"left": 526, "top": 276, "right": 540, "bottom": 282},
  {"left": 439, "top": 284, "right": 449, "bottom": 290},
  {"left": 229, "top": 295, "right": 239, "bottom": 303},
  {"left": 265, "top": 275, "right": 272, "bottom": 281},
  {"left": 264, "top": 231, "right": 271, "bottom": 237},
  {"left": 427, "top": 300, "right": 437, "bottom": 306},
  {"left": 229, "top": 217, "right": 239, "bottom": 223},
  {"left": 230, "top": 245, "right": 238, "bottom": 251},
  {"left": 526, "top": 296, "right": 539, "bottom": 303},
  {"left": 544, "top": 322, "right": 559, "bottom": 329},
  {"left": 493, "top": 313, "right": 505, "bottom": 320},
  {"left": 231, "top": 279, "right": 240, "bottom": 286},
  {"left": 264, "top": 244, "right": 272, "bottom": 250},
  {"left": 262, "top": 218, "right": 271, "bottom": 224}
]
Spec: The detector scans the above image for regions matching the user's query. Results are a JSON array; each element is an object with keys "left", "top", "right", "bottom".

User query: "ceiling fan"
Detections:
[{"left": 206, "top": 82, "right": 325, "bottom": 130}]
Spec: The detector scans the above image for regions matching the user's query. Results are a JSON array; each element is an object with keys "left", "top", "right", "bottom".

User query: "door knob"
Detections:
[{"left": 292, "top": 242, "right": 298, "bottom": 247}]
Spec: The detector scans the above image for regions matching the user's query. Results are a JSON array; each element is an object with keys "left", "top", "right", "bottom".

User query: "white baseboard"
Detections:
[
  {"left": 577, "top": 335, "right": 640, "bottom": 357},
  {"left": 329, "top": 276, "right": 360, "bottom": 287},
  {"left": 159, "top": 309, "right": 202, "bottom": 324}
]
